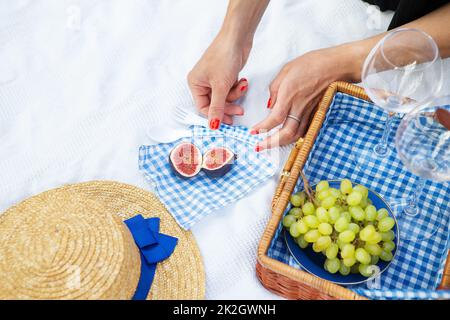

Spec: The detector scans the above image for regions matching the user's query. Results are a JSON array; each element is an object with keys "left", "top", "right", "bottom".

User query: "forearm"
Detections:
[
  {"left": 342, "top": 3, "right": 450, "bottom": 82},
  {"left": 219, "top": 0, "right": 270, "bottom": 49}
]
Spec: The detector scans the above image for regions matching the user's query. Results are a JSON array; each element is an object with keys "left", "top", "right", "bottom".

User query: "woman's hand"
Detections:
[
  {"left": 187, "top": 32, "right": 251, "bottom": 129},
  {"left": 187, "top": 0, "right": 269, "bottom": 129},
  {"left": 251, "top": 45, "right": 361, "bottom": 151}
]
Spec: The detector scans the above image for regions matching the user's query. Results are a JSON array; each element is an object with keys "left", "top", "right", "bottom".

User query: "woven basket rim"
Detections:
[{"left": 257, "top": 81, "right": 450, "bottom": 299}]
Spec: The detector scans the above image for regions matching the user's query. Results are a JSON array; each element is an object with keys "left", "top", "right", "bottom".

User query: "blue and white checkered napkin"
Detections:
[
  {"left": 268, "top": 92, "right": 450, "bottom": 300},
  {"left": 139, "top": 124, "right": 276, "bottom": 230}
]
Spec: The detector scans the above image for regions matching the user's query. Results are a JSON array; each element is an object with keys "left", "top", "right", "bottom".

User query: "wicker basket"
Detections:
[{"left": 256, "top": 81, "right": 450, "bottom": 300}]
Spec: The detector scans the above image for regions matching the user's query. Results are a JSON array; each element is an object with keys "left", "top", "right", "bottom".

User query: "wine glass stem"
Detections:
[
  {"left": 404, "top": 178, "right": 426, "bottom": 217},
  {"left": 374, "top": 112, "right": 394, "bottom": 156}
]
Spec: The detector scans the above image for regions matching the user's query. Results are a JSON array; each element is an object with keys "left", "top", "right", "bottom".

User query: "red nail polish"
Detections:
[
  {"left": 240, "top": 85, "right": 247, "bottom": 92},
  {"left": 250, "top": 129, "right": 259, "bottom": 135},
  {"left": 267, "top": 98, "right": 272, "bottom": 108},
  {"left": 209, "top": 118, "right": 220, "bottom": 130},
  {"left": 241, "top": 78, "right": 248, "bottom": 83},
  {"left": 255, "top": 146, "right": 261, "bottom": 152}
]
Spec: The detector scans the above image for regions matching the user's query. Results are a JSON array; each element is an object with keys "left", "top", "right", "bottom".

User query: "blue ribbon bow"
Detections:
[{"left": 124, "top": 214, "right": 178, "bottom": 300}]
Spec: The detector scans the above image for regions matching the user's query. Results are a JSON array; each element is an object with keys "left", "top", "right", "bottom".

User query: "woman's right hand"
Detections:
[{"left": 187, "top": 32, "right": 251, "bottom": 129}]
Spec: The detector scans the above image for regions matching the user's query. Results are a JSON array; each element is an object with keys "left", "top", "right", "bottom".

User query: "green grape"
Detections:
[
  {"left": 304, "top": 229, "right": 320, "bottom": 243},
  {"left": 349, "top": 206, "right": 365, "bottom": 221},
  {"left": 376, "top": 208, "right": 389, "bottom": 221},
  {"left": 370, "top": 255, "right": 379, "bottom": 265},
  {"left": 328, "top": 207, "right": 340, "bottom": 223},
  {"left": 341, "top": 244, "right": 356, "bottom": 259},
  {"left": 364, "top": 243, "right": 382, "bottom": 256},
  {"left": 378, "top": 217, "right": 395, "bottom": 232},
  {"left": 366, "top": 232, "right": 382, "bottom": 244},
  {"left": 353, "top": 185, "right": 368, "bottom": 199},
  {"left": 296, "top": 235, "right": 308, "bottom": 248},
  {"left": 324, "top": 258, "right": 340, "bottom": 274},
  {"left": 343, "top": 257, "right": 357, "bottom": 267},
  {"left": 302, "top": 202, "right": 316, "bottom": 216},
  {"left": 312, "top": 242, "right": 322, "bottom": 253},
  {"left": 359, "top": 197, "right": 368, "bottom": 209},
  {"left": 381, "top": 230, "right": 395, "bottom": 242},
  {"left": 348, "top": 223, "right": 360, "bottom": 235},
  {"left": 325, "top": 243, "right": 339, "bottom": 259},
  {"left": 360, "top": 225, "right": 376, "bottom": 241},
  {"left": 347, "top": 191, "right": 363, "bottom": 206},
  {"left": 337, "top": 239, "right": 346, "bottom": 250},
  {"left": 329, "top": 188, "right": 341, "bottom": 199},
  {"left": 282, "top": 215, "right": 297, "bottom": 228},
  {"left": 380, "top": 250, "right": 393, "bottom": 262},
  {"left": 290, "top": 193, "right": 304, "bottom": 207},
  {"left": 316, "top": 207, "right": 329, "bottom": 223},
  {"left": 316, "top": 180, "right": 330, "bottom": 193},
  {"left": 341, "top": 211, "right": 352, "bottom": 222},
  {"left": 340, "top": 179, "right": 353, "bottom": 195},
  {"left": 338, "top": 230, "right": 356, "bottom": 243},
  {"left": 355, "top": 248, "right": 371, "bottom": 265},
  {"left": 365, "top": 205, "right": 377, "bottom": 221},
  {"left": 297, "top": 219, "right": 309, "bottom": 234},
  {"left": 316, "top": 236, "right": 332, "bottom": 251},
  {"left": 289, "top": 222, "right": 302, "bottom": 238},
  {"left": 359, "top": 264, "right": 376, "bottom": 277},
  {"left": 289, "top": 207, "right": 302, "bottom": 218},
  {"left": 383, "top": 241, "right": 396, "bottom": 252},
  {"left": 317, "top": 190, "right": 331, "bottom": 201},
  {"left": 318, "top": 222, "right": 333, "bottom": 235},
  {"left": 350, "top": 263, "right": 360, "bottom": 273},
  {"left": 334, "top": 216, "right": 349, "bottom": 232},
  {"left": 304, "top": 215, "right": 320, "bottom": 228},
  {"left": 321, "top": 196, "right": 336, "bottom": 209},
  {"left": 339, "top": 263, "right": 351, "bottom": 276}
]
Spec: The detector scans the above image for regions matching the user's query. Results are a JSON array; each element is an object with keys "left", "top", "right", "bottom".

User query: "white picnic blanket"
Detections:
[{"left": 4, "top": 0, "right": 445, "bottom": 299}]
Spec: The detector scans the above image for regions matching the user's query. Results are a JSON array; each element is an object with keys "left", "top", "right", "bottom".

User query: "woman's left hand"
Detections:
[{"left": 250, "top": 45, "right": 361, "bottom": 151}]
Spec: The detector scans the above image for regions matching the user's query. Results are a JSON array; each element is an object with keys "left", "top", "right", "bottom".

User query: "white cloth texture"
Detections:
[{"left": 1, "top": 0, "right": 447, "bottom": 299}]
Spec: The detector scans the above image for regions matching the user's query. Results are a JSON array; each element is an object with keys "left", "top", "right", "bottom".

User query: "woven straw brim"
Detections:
[{"left": 0, "top": 181, "right": 205, "bottom": 300}]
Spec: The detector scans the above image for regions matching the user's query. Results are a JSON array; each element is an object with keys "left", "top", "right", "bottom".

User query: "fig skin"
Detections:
[{"left": 202, "top": 149, "right": 237, "bottom": 178}]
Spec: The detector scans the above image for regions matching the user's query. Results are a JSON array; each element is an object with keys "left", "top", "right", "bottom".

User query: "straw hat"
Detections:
[{"left": 0, "top": 181, "right": 205, "bottom": 300}]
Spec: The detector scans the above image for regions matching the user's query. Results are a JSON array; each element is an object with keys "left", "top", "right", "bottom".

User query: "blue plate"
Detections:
[{"left": 284, "top": 180, "right": 399, "bottom": 285}]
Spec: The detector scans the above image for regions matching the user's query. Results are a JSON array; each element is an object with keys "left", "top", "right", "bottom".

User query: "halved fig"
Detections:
[
  {"left": 169, "top": 142, "right": 202, "bottom": 178},
  {"left": 202, "top": 147, "right": 236, "bottom": 178}
]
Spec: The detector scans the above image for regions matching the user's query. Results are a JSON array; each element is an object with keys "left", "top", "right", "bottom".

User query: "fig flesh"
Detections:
[{"left": 169, "top": 142, "right": 202, "bottom": 178}]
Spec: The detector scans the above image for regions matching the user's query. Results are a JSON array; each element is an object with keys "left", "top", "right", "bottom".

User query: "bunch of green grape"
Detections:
[{"left": 283, "top": 179, "right": 396, "bottom": 277}]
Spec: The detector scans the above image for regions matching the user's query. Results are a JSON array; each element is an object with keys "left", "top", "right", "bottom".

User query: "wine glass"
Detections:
[
  {"left": 354, "top": 28, "right": 443, "bottom": 178},
  {"left": 394, "top": 95, "right": 450, "bottom": 241}
]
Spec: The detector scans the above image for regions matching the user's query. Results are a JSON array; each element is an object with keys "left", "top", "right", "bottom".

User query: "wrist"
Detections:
[
  {"left": 331, "top": 42, "right": 367, "bottom": 83},
  {"left": 219, "top": 19, "right": 254, "bottom": 53}
]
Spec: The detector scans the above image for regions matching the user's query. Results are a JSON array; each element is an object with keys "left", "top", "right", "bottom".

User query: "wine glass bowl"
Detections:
[
  {"left": 396, "top": 98, "right": 450, "bottom": 182},
  {"left": 362, "top": 28, "right": 443, "bottom": 113}
]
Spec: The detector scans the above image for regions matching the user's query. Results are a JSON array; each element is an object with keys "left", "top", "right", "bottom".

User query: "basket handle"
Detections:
[
  {"left": 271, "top": 138, "right": 304, "bottom": 210},
  {"left": 438, "top": 250, "right": 450, "bottom": 290}
]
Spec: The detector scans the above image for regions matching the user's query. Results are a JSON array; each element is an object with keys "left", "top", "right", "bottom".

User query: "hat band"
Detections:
[{"left": 124, "top": 215, "right": 178, "bottom": 300}]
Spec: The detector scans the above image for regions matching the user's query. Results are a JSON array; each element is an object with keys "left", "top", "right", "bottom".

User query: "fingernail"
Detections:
[
  {"left": 267, "top": 98, "right": 272, "bottom": 108},
  {"left": 255, "top": 145, "right": 261, "bottom": 152},
  {"left": 250, "top": 129, "right": 259, "bottom": 135},
  {"left": 240, "top": 85, "right": 248, "bottom": 92},
  {"left": 241, "top": 78, "right": 248, "bottom": 83},
  {"left": 209, "top": 118, "right": 220, "bottom": 130}
]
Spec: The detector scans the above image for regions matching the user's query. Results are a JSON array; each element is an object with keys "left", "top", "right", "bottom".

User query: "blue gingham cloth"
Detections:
[
  {"left": 139, "top": 124, "right": 276, "bottom": 230},
  {"left": 268, "top": 92, "right": 450, "bottom": 300}
]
